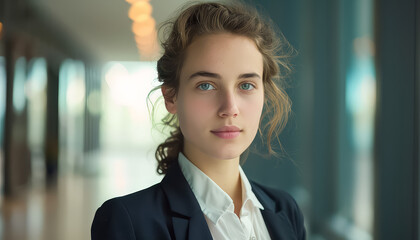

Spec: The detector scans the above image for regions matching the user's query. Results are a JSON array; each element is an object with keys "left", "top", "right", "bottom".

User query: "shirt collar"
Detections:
[{"left": 178, "top": 152, "right": 264, "bottom": 224}]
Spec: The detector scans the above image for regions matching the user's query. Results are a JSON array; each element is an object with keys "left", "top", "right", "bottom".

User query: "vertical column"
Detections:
[
  {"left": 44, "top": 64, "right": 59, "bottom": 179},
  {"left": 3, "top": 0, "right": 32, "bottom": 194},
  {"left": 374, "top": 0, "right": 418, "bottom": 238}
]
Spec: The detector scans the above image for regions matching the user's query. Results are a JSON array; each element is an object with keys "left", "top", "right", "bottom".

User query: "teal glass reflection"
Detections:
[
  {"left": 0, "top": 57, "right": 6, "bottom": 146},
  {"left": 13, "top": 57, "right": 27, "bottom": 113},
  {"left": 58, "top": 59, "right": 86, "bottom": 173},
  {"left": 341, "top": 0, "right": 376, "bottom": 237},
  {"left": 26, "top": 58, "right": 48, "bottom": 152}
]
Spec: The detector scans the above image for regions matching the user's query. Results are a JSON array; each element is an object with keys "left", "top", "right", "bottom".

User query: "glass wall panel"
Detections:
[
  {"left": 58, "top": 59, "right": 86, "bottom": 173},
  {"left": 98, "top": 61, "right": 164, "bottom": 199},
  {"left": 26, "top": 58, "right": 48, "bottom": 181},
  {"left": 12, "top": 57, "right": 26, "bottom": 114},
  {"left": 333, "top": 0, "right": 375, "bottom": 239},
  {"left": 0, "top": 56, "right": 5, "bottom": 193}
]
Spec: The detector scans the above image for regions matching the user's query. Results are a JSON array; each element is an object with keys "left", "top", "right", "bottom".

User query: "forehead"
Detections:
[{"left": 180, "top": 33, "right": 264, "bottom": 80}]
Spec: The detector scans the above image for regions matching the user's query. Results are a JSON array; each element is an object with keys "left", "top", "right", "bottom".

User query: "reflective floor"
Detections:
[{"left": 0, "top": 150, "right": 163, "bottom": 240}]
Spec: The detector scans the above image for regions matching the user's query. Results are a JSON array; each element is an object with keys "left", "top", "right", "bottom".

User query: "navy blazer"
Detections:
[{"left": 91, "top": 161, "right": 306, "bottom": 240}]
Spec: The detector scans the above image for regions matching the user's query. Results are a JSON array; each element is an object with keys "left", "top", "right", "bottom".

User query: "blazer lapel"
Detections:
[
  {"left": 252, "top": 183, "right": 297, "bottom": 240},
  {"left": 161, "top": 161, "right": 213, "bottom": 240},
  {"left": 171, "top": 211, "right": 212, "bottom": 240},
  {"left": 260, "top": 209, "right": 297, "bottom": 240}
]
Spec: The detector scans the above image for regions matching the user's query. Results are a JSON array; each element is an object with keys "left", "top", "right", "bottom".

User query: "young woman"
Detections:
[{"left": 92, "top": 2, "right": 305, "bottom": 239}]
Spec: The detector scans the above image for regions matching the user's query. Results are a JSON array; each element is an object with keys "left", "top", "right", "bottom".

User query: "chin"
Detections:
[{"left": 209, "top": 149, "right": 245, "bottom": 160}]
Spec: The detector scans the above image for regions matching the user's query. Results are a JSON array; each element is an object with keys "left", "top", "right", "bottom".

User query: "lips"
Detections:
[{"left": 210, "top": 126, "right": 241, "bottom": 139}]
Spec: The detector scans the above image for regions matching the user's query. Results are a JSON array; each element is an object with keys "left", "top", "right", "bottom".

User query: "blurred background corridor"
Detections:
[{"left": 0, "top": 0, "right": 418, "bottom": 239}]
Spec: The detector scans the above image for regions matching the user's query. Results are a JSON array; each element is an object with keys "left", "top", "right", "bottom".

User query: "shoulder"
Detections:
[
  {"left": 91, "top": 183, "right": 173, "bottom": 240},
  {"left": 251, "top": 181, "right": 306, "bottom": 239},
  {"left": 251, "top": 181, "right": 300, "bottom": 211},
  {"left": 101, "top": 183, "right": 166, "bottom": 212}
]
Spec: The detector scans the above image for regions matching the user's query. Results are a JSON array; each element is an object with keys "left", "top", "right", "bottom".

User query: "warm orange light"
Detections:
[
  {"left": 0, "top": 22, "right": 3, "bottom": 36},
  {"left": 132, "top": 17, "right": 155, "bottom": 37},
  {"left": 128, "top": 1, "right": 153, "bottom": 22},
  {"left": 138, "top": 45, "right": 159, "bottom": 61},
  {"left": 353, "top": 37, "right": 375, "bottom": 57},
  {"left": 126, "top": 0, "right": 158, "bottom": 60},
  {"left": 137, "top": 40, "right": 158, "bottom": 51},
  {"left": 126, "top": 0, "right": 149, "bottom": 4},
  {"left": 137, "top": 43, "right": 156, "bottom": 52},
  {"left": 136, "top": 33, "right": 159, "bottom": 60},
  {"left": 135, "top": 31, "right": 157, "bottom": 45}
]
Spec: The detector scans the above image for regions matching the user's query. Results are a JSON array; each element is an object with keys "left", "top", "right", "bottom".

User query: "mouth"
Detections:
[{"left": 210, "top": 126, "right": 242, "bottom": 139}]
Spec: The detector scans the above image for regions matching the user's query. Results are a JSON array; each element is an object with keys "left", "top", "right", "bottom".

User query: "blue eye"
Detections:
[
  {"left": 240, "top": 83, "right": 255, "bottom": 90},
  {"left": 197, "top": 83, "right": 215, "bottom": 91}
]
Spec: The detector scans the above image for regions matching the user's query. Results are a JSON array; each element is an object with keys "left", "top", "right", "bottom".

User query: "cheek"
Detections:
[
  {"left": 243, "top": 94, "right": 264, "bottom": 117},
  {"left": 189, "top": 97, "right": 214, "bottom": 114},
  {"left": 177, "top": 94, "right": 215, "bottom": 129},
  {"left": 241, "top": 95, "right": 264, "bottom": 131}
]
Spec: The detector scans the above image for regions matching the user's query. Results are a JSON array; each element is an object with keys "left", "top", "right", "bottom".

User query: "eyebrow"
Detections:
[
  {"left": 188, "top": 71, "right": 221, "bottom": 80},
  {"left": 188, "top": 71, "right": 261, "bottom": 80},
  {"left": 238, "top": 73, "right": 261, "bottom": 79}
]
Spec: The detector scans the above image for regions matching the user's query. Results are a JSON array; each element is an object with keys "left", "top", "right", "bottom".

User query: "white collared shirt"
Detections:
[{"left": 178, "top": 153, "right": 271, "bottom": 240}]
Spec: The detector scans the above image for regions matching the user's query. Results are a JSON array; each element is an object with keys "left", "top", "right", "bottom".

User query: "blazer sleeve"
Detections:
[
  {"left": 91, "top": 199, "right": 136, "bottom": 240},
  {"left": 252, "top": 181, "right": 306, "bottom": 240},
  {"left": 290, "top": 194, "right": 306, "bottom": 240},
  {"left": 275, "top": 189, "right": 306, "bottom": 240}
]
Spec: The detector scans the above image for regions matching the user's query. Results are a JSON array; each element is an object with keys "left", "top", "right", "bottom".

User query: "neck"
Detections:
[{"left": 183, "top": 148, "right": 243, "bottom": 216}]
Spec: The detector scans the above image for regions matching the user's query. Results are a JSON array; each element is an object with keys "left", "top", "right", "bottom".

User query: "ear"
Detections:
[{"left": 161, "top": 86, "right": 177, "bottom": 114}]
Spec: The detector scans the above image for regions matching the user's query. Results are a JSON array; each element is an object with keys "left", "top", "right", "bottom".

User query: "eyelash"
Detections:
[
  {"left": 196, "top": 82, "right": 256, "bottom": 91},
  {"left": 239, "top": 82, "right": 256, "bottom": 90},
  {"left": 197, "top": 82, "right": 215, "bottom": 91}
]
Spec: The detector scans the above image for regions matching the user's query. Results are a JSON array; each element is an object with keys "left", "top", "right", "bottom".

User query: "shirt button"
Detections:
[{"left": 250, "top": 237, "right": 256, "bottom": 240}]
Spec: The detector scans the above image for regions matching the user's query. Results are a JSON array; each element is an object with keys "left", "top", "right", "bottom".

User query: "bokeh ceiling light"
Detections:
[
  {"left": 135, "top": 31, "right": 157, "bottom": 45},
  {"left": 137, "top": 40, "right": 158, "bottom": 51},
  {"left": 137, "top": 45, "right": 157, "bottom": 54},
  {"left": 137, "top": 41, "right": 157, "bottom": 52},
  {"left": 126, "top": 0, "right": 149, "bottom": 4},
  {"left": 137, "top": 47, "right": 159, "bottom": 60},
  {"left": 132, "top": 17, "right": 156, "bottom": 37},
  {"left": 127, "top": 0, "right": 159, "bottom": 60},
  {"left": 128, "top": 1, "right": 153, "bottom": 22},
  {"left": 137, "top": 47, "right": 158, "bottom": 59}
]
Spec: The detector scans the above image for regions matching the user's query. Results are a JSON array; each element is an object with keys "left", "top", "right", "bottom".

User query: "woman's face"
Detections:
[{"left": 164, "top": 33, "right": 264, "bottom": 162}]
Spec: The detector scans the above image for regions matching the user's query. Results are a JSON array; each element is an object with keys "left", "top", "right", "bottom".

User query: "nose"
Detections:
[{"left": 218, "top": 91, "right": 239, "bottom": 118}]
